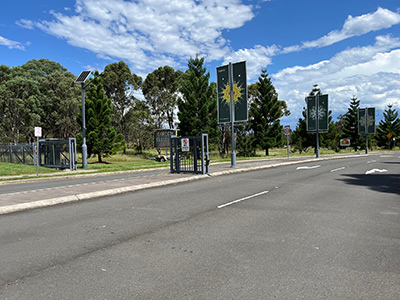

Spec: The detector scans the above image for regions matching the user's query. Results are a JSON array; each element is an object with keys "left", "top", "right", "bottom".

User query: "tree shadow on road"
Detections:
[{"left": 339, "top": 173, "right": 400, "bottom": 195}]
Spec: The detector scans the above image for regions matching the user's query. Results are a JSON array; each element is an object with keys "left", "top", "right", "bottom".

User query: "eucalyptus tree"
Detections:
[
  {"left": 0, "top": 59, "right": 80, "bottom": 143},
  {"left": 125, "top": 98, "right": 155, "bottom": 153},
  {"left": 103, "top": 61, "right": 142, "bottom": 149},
  {"left": 0, "top": 69, "right": 40, "bottom": 143},
  {"left": 142, "top": 66, "right": 182, "bottom": 129}
]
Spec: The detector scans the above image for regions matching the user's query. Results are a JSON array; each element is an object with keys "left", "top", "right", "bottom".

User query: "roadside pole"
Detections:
[
  {"left": 229, "top": 62, "right": 236, "bottom": 168},
  {"left": 365, "top": 110, "right": 369, "bottom": 154},
  {"left": 34, "top": 127, "right": 42, "bottom": 177},
  {"left": 283, "top": 126, "right": 291, "bottom": 159},
  {"left": 315, "top": 93, "right": 320, "bottom": 158}
]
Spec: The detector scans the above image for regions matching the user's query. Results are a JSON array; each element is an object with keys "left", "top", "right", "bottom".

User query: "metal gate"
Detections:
[
  {"left": 170, "top": 134, "right": 209, "bottom": 174},
  {"left": 39, "top": 138, "right": 77, "bottom": 170}
]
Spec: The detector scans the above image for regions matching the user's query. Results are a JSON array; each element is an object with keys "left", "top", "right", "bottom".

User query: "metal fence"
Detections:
[
  {"left": 0, "top": 143, "right": 35, "bottom": 165},
  {"left": 0, "top": 138, "right": 77, "bottom": 170}
]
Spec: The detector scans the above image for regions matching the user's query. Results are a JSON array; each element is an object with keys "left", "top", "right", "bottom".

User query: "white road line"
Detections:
[
  {"left": 367, "top": 160, "right": 377, "bottom": 163},
  {"left": 296, "top": 165, "right": 321, "bottom": 170},
  {"left": 331, "top": 167, "right": 346, "bottom": 172},
  {"left": 365, "top": 169, "right": 388, "bottom": 175},
  {"left": 380, "top": 155, "right": 393, "bottom": 158},
  {"left": 217, "top": 191, "right": 269, "bottom": 209}
]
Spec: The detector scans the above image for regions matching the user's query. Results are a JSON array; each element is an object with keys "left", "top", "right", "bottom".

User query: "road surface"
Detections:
[{"left": 1, "top": 154, "right": 399, "bottom": 299}]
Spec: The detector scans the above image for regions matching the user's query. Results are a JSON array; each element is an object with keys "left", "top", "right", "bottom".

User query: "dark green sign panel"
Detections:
[
  {"left": 217, "top": 61, "right": 248, "bottom": 124},
  {"left": 232, "top": 61, "right": 248, "bottom": 122},
  {"left": 306, "top": 94, "right": 329, "bottom": 132},
  {"left": 217, "top": 65, "right": 230, "bottom": 123},
  {"left": 358, "top": 107, "right": 375, "bottom": 135}
]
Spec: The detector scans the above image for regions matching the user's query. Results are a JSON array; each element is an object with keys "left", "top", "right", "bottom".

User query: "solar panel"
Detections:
[{"left": 74, "top": 71, "right": 91, "bottom": 83}]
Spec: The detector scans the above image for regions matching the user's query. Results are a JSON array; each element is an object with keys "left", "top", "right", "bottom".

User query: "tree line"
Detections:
[{"left": 1, "top": 57, "right": 399, "bottom": 162}]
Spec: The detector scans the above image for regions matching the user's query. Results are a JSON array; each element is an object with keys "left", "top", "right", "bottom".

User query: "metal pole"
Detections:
[
  {"left": 81, "top": 83, "right": 88, "bottom": 168},
  {"left": 365, "top": 109, "right": 369, "bottom": 154},
  {"left": 36, "top": 137, "right": 39, "bottom": 176},
  {"left": 287, "top": 134, "right": 290, "bottom": 159},
  {"left": 316, "top": 93, "right": 320, "bottom": 158},
  {"left": 229, "top": 62, "right": 236, "bottom": 167}
]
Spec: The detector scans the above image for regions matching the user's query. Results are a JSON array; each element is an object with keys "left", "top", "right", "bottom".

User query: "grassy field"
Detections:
[{"left": 0, "top": 146, "right": 396, "bottom": 179}]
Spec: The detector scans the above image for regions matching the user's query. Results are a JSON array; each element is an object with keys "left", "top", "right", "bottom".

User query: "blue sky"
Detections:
[{"left": 1, "top": 0, "right": 400, "bottom": 128}]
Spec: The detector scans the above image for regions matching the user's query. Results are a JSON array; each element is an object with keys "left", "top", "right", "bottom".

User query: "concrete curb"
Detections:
[{"left": 0, "top": 153, "right": 372, "bottom": 215}]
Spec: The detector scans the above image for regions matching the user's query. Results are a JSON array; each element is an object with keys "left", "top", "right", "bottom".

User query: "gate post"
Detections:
[
  {"left": 201, "top": 134, "right": 209, "bottom": 174},
  {"left": 9, "top": 143, "right": 12, "bottom": 163}
]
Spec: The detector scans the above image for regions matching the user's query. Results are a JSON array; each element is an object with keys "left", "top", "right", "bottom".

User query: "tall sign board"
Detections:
[
  {"left": 358, "top": 107, "right": 375, "bottom": 135},
  {"left": 217, "top": 61, "right": 248, "bottom": 124},
  {"left": 216, "top": 61, "right": 248, "bottom": 168},
  {"left": 358, "top": 107, "right": 375, "bottom": 154},
  {"left": 306, "top": 94, "right": 329, "bottom": 132}
]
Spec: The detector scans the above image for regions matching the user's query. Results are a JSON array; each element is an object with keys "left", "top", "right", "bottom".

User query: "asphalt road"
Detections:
[
  {"left": 0, "top": 168, "right": 170, "bottom": 195},
  {"left": 1, "top": 154, "right": 399, "bottom": 299}
]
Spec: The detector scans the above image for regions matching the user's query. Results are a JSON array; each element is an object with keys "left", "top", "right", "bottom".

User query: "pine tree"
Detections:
[
  {"left": 249, "top": 69, "right": 290, "bottom": 155},
  {"left": 376, "top": 104, "right": 400, "bottom": 149},
  {"left": 342, "top": 95, "right": 361, "bottom": 151},
  {"left": 177, "top": 55, "right": 217, "bottom": 138},
  {"left": 78, "top": 75, "right": 125, "bottom": 162}
]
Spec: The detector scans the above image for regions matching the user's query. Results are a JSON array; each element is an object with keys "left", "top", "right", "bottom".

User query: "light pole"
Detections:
[{"left": 74, "top": 71, "right": 92, "bottom": 168}]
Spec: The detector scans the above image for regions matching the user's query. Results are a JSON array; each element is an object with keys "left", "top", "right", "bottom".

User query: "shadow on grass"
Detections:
[{"left": 339, "top": 173, "right": 400, "bottom": 195}]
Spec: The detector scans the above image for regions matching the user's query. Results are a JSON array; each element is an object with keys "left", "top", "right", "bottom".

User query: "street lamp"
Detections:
[
  {"left": 74, "top": 71, "right": 106, "bottom": 168},
  {"left": 74, "top": 70, "right": 92, "bottom": 168}
]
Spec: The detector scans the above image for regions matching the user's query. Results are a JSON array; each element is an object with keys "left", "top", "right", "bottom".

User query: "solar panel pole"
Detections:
[
  {"left": 75, "top": 71, "right": 91, "bottom": 169},
  {"left": 81, "top": 83, "right": 88, "bottom": 168}
]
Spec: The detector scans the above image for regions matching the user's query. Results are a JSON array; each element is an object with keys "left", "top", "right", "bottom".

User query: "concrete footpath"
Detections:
[{"left": 0, "top": 153, "right": 368, "bottom": 215}]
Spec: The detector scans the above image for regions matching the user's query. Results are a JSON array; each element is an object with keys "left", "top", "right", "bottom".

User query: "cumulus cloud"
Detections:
[
  {"left": 283, "top": 7, "right": 400, "bottom": 53},
  {"left": 0, "top": 36, "right": 25, "bottom": 50},
  {"left": 274, "top": 35, "right": 400, "bottom": 126},
  {"left": 223, "top": 45, "right": 280, "bottom": 80},
  {"left": 23, "top": 0, "right": 254, "bottom": 72}
]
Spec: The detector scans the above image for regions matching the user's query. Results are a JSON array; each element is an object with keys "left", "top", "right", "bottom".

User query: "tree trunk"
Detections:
[
  {"left": 265, "top": 147, "right": 269, "bottom": 156},
  {"left": 98, "top": 152, "right": 102, "bottom": 163}
]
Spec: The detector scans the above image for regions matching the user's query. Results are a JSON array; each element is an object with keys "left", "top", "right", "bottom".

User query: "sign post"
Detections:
[
  {"left": 283, "top": 126, "right": 291, "bottom": 159},
  {"left": 34, "top": 127, "right": 42, "bottom": 176},
  {"left": 217, "top": 61, "right": 247, "bottom": 167}
]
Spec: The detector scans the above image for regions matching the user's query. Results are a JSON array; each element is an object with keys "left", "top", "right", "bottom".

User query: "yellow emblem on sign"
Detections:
[{"left": 222, "top": 82, "right": 243, "bottom": 104}]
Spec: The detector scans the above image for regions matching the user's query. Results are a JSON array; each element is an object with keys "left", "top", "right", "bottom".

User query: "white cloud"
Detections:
[
  {"left": 275, "top": 36, "right": 400, "bottom": 127},
  {"left": 0, "top": 36, "right": 25, "bottom": 50},
  {"left": 283, "top": 7, "right": 400, "bottom": 53},
  {"left": 223, "top": 45, "right": 279, "bottom": 80},
  {"left": 16, "top": 19, "right": 35, "bottom": 30},
  {"left": 24, "top": 0, "right": 254, "bottom": 72}
]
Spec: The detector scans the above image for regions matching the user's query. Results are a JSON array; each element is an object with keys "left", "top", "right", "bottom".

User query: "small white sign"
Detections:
[
  {"left": 34, "top": 127, "right": 42, "bottom": 137},
  {"left": 181, "top": 138, "right": 190, "bottom": 152}
]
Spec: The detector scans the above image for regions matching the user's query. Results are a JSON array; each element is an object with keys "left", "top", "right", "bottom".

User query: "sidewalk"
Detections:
[{"left": 0, "top": 153, "right": 367, "bottom": 215}]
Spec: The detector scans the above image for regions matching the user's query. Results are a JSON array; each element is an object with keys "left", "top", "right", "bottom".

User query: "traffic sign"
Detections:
[
  {"left": 181, "top": 138, "right": 189, "bottom": 152},
  {"left": 387, "top": 133, "right": 393, "bottom": 139},
  {"left": 283, "top": 126, "right": 291, "bottom": 136}
]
